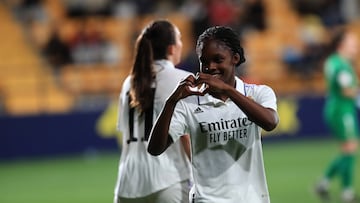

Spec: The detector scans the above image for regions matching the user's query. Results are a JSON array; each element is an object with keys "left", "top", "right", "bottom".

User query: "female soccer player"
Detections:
[
  {"left": 113, "top": 20, "right": 192, "bottom": 203},
  {"left": 316, "top": 28, "right": 359, "bottom": 203},
  {"left": 148, "top": 26, "right": 279, "bottom": 203}
]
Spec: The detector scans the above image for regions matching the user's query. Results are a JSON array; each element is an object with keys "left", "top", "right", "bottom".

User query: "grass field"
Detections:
[{"left": 0, "top": 138, "right": 359, "bottom": 203}]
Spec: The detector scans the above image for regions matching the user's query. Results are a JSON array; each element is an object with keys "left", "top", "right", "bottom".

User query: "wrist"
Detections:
[{"left": 224, "top": 83, "right": 236, "bottom": 97}]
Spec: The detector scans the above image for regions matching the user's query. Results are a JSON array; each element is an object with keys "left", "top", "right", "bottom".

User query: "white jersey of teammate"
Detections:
[
  {"left": 169, "top": 77, "right": 277, "bottom": 203},
  {"left": 114, "top": 59, "right": 192, "bottom": 198}
]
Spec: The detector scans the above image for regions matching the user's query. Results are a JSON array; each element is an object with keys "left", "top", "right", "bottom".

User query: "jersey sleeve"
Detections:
[
  {"left": 253, "top": 85, "right": 278, "bottom": 111},
  {"left": 168, "top": 100, "right": 188, "bottom": 143}
]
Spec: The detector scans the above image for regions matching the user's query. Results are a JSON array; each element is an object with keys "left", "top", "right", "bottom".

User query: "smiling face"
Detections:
[{"left": 198, "top": 39, "right": 240, "bottom": 87}]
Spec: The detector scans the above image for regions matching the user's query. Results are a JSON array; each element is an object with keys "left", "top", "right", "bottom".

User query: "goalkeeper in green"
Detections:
[{"left": 316, "top": 28, "right": 359, "bottom": 203}]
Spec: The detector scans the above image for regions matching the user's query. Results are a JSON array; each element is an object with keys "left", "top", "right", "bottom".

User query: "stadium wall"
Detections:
[
  {"left": 0, "top": 111, "right": 119, "bottom": 159},
  {"left": 0, "top": 95, "right": 335, "bottom": 159}
]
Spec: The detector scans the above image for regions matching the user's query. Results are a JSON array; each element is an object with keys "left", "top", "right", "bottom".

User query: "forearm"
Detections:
[{"left": 148, "top": 100, "right": 177, "bottom": 155}]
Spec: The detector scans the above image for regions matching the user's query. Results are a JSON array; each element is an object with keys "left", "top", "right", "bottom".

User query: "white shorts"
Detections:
[{"left": 115, "top": 180, "right": 190, "bottom": 203}]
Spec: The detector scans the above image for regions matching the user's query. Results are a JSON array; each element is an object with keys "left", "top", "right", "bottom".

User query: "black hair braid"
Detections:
[{"left": 196, "top": 26, "right": 245, "bottom": 66}]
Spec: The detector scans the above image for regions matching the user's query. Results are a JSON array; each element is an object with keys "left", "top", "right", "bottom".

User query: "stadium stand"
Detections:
[
  {"left": 0, "top": 3, "right": 74, "bottom": 115},
  {"left": 1, "top": 0, "right": 360, "bottom": 115}
]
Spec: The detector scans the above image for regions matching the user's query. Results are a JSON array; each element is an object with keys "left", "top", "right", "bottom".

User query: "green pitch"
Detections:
[
  {"left": 0, "top": 138, "right": 359, "bottom": 203},
  {"left": 264, "top": 138, "right": 359, "bottom": 203}
]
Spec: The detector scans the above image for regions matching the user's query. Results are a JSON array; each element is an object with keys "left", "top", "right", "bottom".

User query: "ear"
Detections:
[
  {"left": 167, "top": 44, "right": 175, "bottom": 55},
  {"left": 232, "top": 53, "right": 241, "bottom": 65}
]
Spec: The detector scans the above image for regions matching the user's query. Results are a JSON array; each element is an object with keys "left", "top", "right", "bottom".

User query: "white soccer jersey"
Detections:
[
  {"left": 114, "top": 60, "right": 192, "bottom": 198},
  {"left": 169, "top": 77, "right": 277, "bottom": 203}
]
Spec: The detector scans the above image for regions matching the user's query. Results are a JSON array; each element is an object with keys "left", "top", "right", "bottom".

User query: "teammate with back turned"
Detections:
[{"left": 113, "top": 20, "right": 192, "bottom": 203}]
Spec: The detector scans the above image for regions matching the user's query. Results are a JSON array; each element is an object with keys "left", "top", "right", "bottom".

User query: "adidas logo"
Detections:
[{"left": 194, "top": 107, "right": 204, "bottom": 113}]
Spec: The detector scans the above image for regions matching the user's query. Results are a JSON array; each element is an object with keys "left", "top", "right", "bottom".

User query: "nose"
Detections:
[
  {"left": 201, "top": 66, "right": 209, "bottom": 73},
  {"left": 202, "top": 62, "right": 216, "bottom": 73}
]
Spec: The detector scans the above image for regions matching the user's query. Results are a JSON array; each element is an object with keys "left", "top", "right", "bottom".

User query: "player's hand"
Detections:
[
  {"left": 195, "top": 72, "right": 228, "bottom": 94},
  {"left": 168, "top": 74, "right": 206, "bottom": 103}
]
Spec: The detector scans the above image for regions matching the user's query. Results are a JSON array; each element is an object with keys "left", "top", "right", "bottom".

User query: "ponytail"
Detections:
[{"left": 129, "top": 20, "right": 175, "bottom": 114}]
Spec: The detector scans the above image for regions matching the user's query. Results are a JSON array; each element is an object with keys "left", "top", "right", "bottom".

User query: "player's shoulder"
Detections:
[
  {"left": 173, "top": 68, "right": 193, "bottom": 79},
  {"left": 242, "top": 80, "right": 274, "bottom": 94},
  {"left": 119, "top": 75, "right": 131, "bottom": 98},
  {"left": 326, "top": 54, "right": 343, "bottom": 68},
  {"left": 243, "top": 81, "right": 276, "bottom": 101},
  {"left": 121, "top": 75, "right": 131, "bottom": 91},
  {"left": 157, "top": 66, "right": 192, "bottom": 83}
]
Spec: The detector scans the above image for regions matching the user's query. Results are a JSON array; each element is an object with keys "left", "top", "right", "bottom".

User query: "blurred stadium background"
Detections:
[{"left": 0, "top": 0, "right": 360, "bottom": 202}]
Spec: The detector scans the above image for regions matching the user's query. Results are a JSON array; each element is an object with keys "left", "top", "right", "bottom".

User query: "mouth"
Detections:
[{"left": 210, "top": 73, "right": 222, "bottom": 79}]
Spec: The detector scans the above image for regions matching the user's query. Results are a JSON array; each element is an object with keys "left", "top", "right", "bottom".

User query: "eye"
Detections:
[{"left": 214, "top": 55, "right": 224, "bottom": 63}]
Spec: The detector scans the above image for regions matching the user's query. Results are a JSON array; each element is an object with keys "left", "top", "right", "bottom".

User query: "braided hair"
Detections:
[{"left": 196, "top": 26, "right": 245, "bottom": 66}]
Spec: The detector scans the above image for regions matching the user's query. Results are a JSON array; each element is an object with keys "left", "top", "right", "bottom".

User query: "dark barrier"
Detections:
[
  {"left": 263, "top": 95, "right": 330, "bottom": 139},
  {"left": 0, "top": 95, "right": 343, "bottom": 159},
  {"left": 0, "top": 111, "right": 119, "bottom": 159}
]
